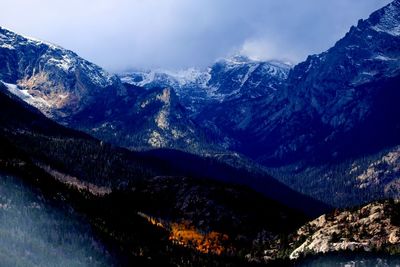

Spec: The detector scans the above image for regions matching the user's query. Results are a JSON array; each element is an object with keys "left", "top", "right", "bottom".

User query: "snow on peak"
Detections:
[
  {"left": 164, "top": 68, "right": 210, "bottom": 87},
  {"left": 370, "top": 0, "right": 400, "bottom": 36},
  {"left": 120, "top": 67, "right": 211, "bottom": 89},
  {"left": 214, "top": 55, "right": 258, "bottom": 68},
  {"left": 222, "top": 55, "right": 253, "bottom": 64},
  {"left": 47, "top": 54, "right": 75, "bottom": 72},
  {"left": 0, "top": 26, "right": 116, "bottom": 88},
  {"left": 0, "top": 26, "right": 61, "bottom": 50}
]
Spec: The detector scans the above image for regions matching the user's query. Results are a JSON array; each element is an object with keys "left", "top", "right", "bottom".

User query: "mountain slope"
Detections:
[
  {"left": 234, "top": 0, "right": 400, "bottom": 165},
  {"left": 0, "top": 26, "right": 121, "bottom": 118},
  {"left": 0, "top": 174, "right": 113, "bottom": 266}
]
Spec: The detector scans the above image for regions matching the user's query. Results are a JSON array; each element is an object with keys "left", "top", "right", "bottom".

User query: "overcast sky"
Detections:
[{"left": 0, "top": 0, "right": 391, "bottom": 72}]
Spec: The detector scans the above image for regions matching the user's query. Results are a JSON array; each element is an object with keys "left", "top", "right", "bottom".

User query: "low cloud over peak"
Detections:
[{"left": 1, "top": 0, "right": 391, "bottom": 71}]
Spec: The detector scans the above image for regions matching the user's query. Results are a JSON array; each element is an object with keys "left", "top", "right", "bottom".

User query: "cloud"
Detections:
[{"left": 0, "top": 0, "right": 391, "bottom": 71}]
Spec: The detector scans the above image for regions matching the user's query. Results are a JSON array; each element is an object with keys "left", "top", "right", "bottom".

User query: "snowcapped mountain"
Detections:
[
  {"left": 119, "top": 55, "right": 291, "bottom": 114},
  {"left": 0, "top": 26, "right": 122, "bottom": 119},
  {"left": 0, "top": 26, "right": 213, "bottom": 152},
  {"left": 205, "top": 55, "right": 290, "bottom": 100}
]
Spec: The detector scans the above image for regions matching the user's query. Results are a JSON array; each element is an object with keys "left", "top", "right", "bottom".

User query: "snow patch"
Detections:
[
  {"left": 374, "top": 55, "right": 397, "bottom": 61},
  {"left": 48, "top": 54, "right": 75, "bottom": 72},
  {"left": 371, "top": 2, "right": 400, "bottom": 36},
  {"left": 3, "top": 82, "right": 51, "bottom": 109},
  {"left": 0, "top": 43, "right": 15, "bottom": 50},
  {"left": 240, "top": 64, "right": 258, "bottom": 87}
]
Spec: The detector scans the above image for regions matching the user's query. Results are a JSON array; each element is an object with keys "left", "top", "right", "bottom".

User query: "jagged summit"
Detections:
[
  {"left": 217, "top": 54, "right": 292, "bottom": 69},
  {"left": 368, "top": 0, "right": 400, "bottom": 36},
  {"left": 0, "top": 26, "right": 63, "bottom": 50},
  {"left": 120, "top": 54, "right": 291, "bottom": 116},
  {"left": 217, "top": 54, "right": 254, "bottom": 65},
  {"left": 0, "top": 26, "right": 116, "bottom": 86},
  {"left": 0, "top": 26, "right": 121, "bottom": 119}
]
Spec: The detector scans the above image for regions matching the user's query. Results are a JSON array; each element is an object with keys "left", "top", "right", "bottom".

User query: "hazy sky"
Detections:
[{"left": 0, "top": 0, "right": 391, "bottom": 72}]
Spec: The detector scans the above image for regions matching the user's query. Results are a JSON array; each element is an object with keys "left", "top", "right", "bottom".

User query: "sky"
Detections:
[{"left": 0, "top": 0, "right": 392, "bottom": 72}]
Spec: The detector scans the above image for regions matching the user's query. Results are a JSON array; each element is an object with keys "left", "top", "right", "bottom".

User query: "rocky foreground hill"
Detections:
[
  {"left": 242, "top": 200, "right": 400, "bottom": 263},
  {"left": 288, "top": 200, "right": 400, "bottom": 260}
]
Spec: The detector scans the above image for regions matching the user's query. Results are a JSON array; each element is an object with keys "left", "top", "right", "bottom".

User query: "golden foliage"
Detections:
[{"left": 138, "top": 213, "right": 229, "bottom": 255}]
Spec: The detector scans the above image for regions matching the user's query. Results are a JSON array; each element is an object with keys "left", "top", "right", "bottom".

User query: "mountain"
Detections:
[
  {"left": 0, "top": 26, "right": 122, "bottom": 118},
  {"left": 0, "top": 1, "right": 400, "bottom": 265},
  {"left": 238, "top": 0, "right": 400, "bottom": 165},
  {"left": 0, "top": 26, "right": 217, "bottom": 152},
  {"left": 192, "top": 0, "right": 399, "bottom": 207},
  {"left": 3, "top": 79, "right": 397, "bottom": 265},
  {"left": 244, "top": 0, "right": 400, "bottom": 207}
]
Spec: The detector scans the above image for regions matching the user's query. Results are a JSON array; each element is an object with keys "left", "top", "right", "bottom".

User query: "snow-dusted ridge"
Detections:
[
  {"left": 119, "top": 55, "right": 292, "bottom": 109},
  {"left": 0, "top": 26, "right": 63, "bottom": 50},
  {"left": 2, "top": 81, "right": 51, "bottom": 107},
  {"left": 0, "top": 26, "right": 116, "bottom": 88},
  {"left": 370, "top": 0, "right": 400, "bottom": 36}
]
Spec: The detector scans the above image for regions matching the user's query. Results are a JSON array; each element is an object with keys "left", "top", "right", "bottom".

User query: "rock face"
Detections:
[
  {"left": 86, "top": 84, "right": 216, "bottom": 151},
  {"left": 0, "top": 27, "right": 121, "bottom": 119},
  {"left": 288, "top": 200, "right": 400, "bottom": 260},
  {"left": 357, "top": 146, "right": 400, "bottom": 195}
]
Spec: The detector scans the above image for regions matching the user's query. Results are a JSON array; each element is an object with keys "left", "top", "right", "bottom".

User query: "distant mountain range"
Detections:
[{"left": 120, "top": 55, "right": 290, "bottom": 113}]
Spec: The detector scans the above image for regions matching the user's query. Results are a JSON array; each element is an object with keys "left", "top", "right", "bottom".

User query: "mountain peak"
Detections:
[
  {"left": 217, "top": 54, "right": 255, "bottom": 66},
  {"left": 0, "top": 26, "right": 62, "bottom": 50},
  {"left": 367, "top": 0, "right": 400, "bottom": 36}
]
